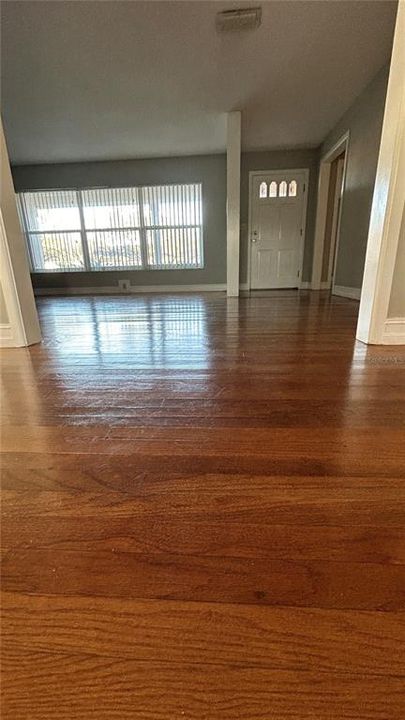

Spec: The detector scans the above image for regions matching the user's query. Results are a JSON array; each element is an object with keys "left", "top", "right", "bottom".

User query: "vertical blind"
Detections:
[{"left": 17, "top": 183, "right": 203, "bottom": 272}]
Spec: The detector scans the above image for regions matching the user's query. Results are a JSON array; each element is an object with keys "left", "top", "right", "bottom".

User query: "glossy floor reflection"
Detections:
[
  {"left": 39, "top": 295, "right": 212, "bottom": 368},
  {"left": 1, "top": 291, "right": 405, "bottom": 719}
]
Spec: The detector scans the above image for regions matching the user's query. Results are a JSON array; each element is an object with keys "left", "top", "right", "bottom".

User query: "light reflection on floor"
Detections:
[
  {"left": 2, "top": 292, "right": 405, "bottom": 430},
  {"left": 39, "top": 295, "right": 212, "bottom": 370}
]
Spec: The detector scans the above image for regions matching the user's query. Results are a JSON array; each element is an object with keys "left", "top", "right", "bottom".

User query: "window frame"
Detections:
[{"left": 17, "top": 182, "right": 204, "bottom": 273}]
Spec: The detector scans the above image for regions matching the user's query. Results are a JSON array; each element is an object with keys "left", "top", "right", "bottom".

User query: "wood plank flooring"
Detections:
[{"left": 1, "top": 291, "right": 405, "bottom": 718}]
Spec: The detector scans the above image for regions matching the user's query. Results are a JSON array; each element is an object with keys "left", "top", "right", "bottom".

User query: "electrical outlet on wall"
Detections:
[{"left": 118, "top": 279, "right": 131, "bottom": 292}]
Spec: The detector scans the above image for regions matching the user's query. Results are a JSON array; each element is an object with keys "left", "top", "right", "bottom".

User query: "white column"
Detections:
[
  {"left": 226, "top": 111, "right": 241, "bottom": 297},
  {"left": 0, "top": 118, "right": 41, "bottom": 347},
  {"left": 356, "top": 0, "right": 405, "bottom": 344}
]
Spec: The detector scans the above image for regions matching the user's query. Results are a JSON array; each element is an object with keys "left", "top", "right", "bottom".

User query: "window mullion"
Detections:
[
  {"left": 156, "top": 186, "right": 163, "bottom": 266},
  {"left": 76, "top": 190, "right": 91, "bottom": 271},
  {"left": 138, "top": 187, "right": 148, "bottom": 269},
  {"left": 18, "top": 196, "right": 39, "bottom": 270}
]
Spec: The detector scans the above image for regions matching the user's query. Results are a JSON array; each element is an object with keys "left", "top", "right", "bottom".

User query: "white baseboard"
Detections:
[
  {"left": 0, "top": 323, "right": 13, "bottom": 346},
  {"left": 303, "top": 281, "right": 329, "bottom": 290},
  {"left": 35, "top": 283, "right": 227, "bottom": 296},
  {"left": 33, "top": 282, "right": 364, "bottom": 300},
  {"left": 332, "top": 285, "right": 361, "bottom": 300},
  {"left": 0, "top": 323, "right": 25, "bottom": 348},
  {"left": 308, "top": 281, "right": 331, "bottom": 290},
  {"left": 382, "top": 318, "right": 405, "bottom": 345}
]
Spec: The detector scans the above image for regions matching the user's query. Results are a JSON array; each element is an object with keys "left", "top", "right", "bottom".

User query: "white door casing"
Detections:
[
  {"left": 248, "top": 170, "right": 308, "bottom": 290},
  {"left": 311, "top": 132, "right": 349, "bottom": 291},
  {"left": 329, "top": 155, "right": 346, "bottom": 289}
]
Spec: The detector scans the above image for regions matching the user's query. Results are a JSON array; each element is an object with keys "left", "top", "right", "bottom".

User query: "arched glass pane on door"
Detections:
[
  {"left": 279, "top": 181, "right": 287, "bottom": 197},
  {"left": 269, "top": 181, "right": 277, "bottom": 198},
  {"left": 259, "top": 181, "right": 267, "bottom": 198},
  {"left": 288, "top": 180, "right": 297, "bottom": 197}
]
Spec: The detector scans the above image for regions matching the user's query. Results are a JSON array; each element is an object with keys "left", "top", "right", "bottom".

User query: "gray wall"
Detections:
[
  {"left": 12, "top": 149, "right": 320, "bottom": 291},
  {"left": 12, "top": 154, "right": 227, "bottom": 290},
  {"left": 240, "top": 149, "right": 319, "bottom": 283},
  {"left": 321, "top": 64, "right": 389, "bottom": 289}
]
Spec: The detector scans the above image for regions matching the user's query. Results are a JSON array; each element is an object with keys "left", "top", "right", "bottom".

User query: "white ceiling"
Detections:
[{"left": 1, "top": 0, "right": 397, "bottom": 164}]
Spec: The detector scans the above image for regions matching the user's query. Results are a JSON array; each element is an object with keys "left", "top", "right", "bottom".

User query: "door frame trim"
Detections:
[
  {"left": 327, "top": 155, "right": 346, "bottom": 289},
  {"left": 311, "top": 131, "right": 350, "bottom": 290},
  {"left": 247, "top": 168, "right": 309, "bottom": 291}
]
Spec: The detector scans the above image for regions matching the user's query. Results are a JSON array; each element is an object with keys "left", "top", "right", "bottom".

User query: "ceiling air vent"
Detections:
[{"left": 216, "top": 7, "right": 262, "bottom": 33}]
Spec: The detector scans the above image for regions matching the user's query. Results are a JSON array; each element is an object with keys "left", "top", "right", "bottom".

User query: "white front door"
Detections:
[{"left": 249, "top": 171, "right": 307, "bottom": 289}]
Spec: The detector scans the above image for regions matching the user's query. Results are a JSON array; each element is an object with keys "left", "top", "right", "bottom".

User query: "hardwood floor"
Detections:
[{"left": 1, "top": 291, "right": 405, "bottom": 719}]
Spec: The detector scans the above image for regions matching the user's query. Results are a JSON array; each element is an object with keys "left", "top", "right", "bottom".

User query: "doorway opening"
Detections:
[
  {"left": 247, "top": 169, "right": 309, "bottom": 290},
  {"left": 312, "top": 132, "right": 352, "bottom": 296},
  {"left": 322, "top": 151, "right": 346, "bottom": 292}
]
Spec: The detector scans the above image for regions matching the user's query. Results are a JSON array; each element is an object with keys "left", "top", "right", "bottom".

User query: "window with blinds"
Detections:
[{"left": 17, "top": 183, "right": 203, "bottom": 272}]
